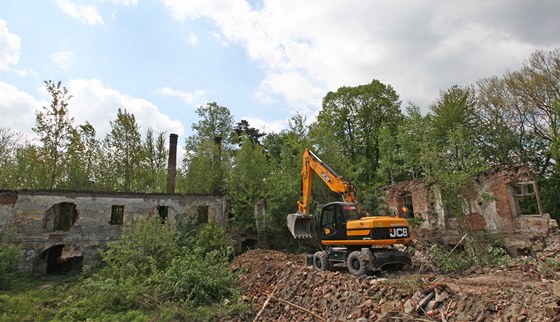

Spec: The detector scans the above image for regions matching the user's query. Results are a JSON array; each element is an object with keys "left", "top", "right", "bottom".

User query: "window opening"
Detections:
[
  {"left": 510, "top": 182, "right": 541, "bottom": 215},
  {"left": 402, "top": 194, "right": 414, "bottom": 218},
  {"left": 44, "top": 202, "right": 78, "bottom": 232},
  {"left": 110, "top": 205, "right": 124, "bottom": 225},
  {"left": 157, "top": 206, "right": 169, "bottom": 223},
  {"left": 197, "top": 205, "right": 209, "bottom": 223}
]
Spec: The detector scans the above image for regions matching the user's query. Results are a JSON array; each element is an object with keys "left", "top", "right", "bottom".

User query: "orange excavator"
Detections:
[{"left": 287, "top": 148, "right": 411, "bottom": 275}]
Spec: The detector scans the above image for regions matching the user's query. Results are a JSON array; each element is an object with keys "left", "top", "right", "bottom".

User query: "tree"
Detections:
[
  {"left": 228, "top": 137, "right": 269, "bottom": 235},
  {"left": 33, "top": 80, "right": 74, "bottom": 189},
  {"left": 232, "top": 119, "right": 266, "bottom": 147},
  {"left": 65, "top": 122, "right": 99, "bottom": 189},
  {"left": 13, "top": 144, "right": 49, "bottom": 189},
  {"left": 397, "top": 104, "right": 428, "bottom": 180},
  {"left": 310, "top": 79, "right": 403, "bottom": 204},
  {"left": 103, "top": 108, "right": 144, "bottom": 192},
  {"left": 138, "top": 128, "right": 168, "bottom": 192},
  {"left": 504, "top": 49, "right": 560, "bottom": 175},
  {"left": 375, "top": 124, "right": 403, "bottom": 185},
  {"left": 180, "top": 102, "right": 234, "bottom": 194},
  {"left": 0, "top": 128, "right": 22, "bottom": 189},
  {"left": 422, "top": 85, "right": 489, "bottom": 257}
]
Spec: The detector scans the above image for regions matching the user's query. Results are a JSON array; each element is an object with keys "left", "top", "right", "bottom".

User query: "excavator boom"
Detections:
[{"left": 287, "top": 148, "right": 360, "bottom": 238}]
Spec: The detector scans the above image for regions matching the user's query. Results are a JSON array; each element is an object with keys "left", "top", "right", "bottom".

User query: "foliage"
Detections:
[
  {"left": 428, "top": 240, "right": 511, "bottom": 272},
  {"left": 56, "top": 220, "right": 241, "bottom": 321},
  {"left": 181, "top": 102, "right": 234, "bottom": 194},
  {"left": 228, "top": 137, "right": 269, "bottom": 234},
  {"left": 407, "top": 217, "right": 425, "bottom": 229},
  {"left": 137, "top": 128, "right": 168, "bottom": 192},
  {"left": 102, "top": 108, "right": 145, "bottom": 192},
  {"left": 0, "top": 227, "right": 21, "bottom": 290},
  {"left": 310, "top": 79, "right": 403, "bottom": 197},
  {"left": 33, "top": 80, "right": 74, "bottom": 189}
]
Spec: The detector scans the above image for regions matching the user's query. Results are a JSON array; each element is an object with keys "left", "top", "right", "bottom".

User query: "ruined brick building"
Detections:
[
  {"left": 382, "top": 165, "right": 558, "bottom": 254},
  {"left": 0, "top": 134, "right": 229, "bottom": 274},
  {"left": 0, "top": 190, "right": 228, "bottom": 274}
]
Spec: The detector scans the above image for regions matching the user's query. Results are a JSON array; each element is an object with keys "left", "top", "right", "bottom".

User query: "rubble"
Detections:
[{"left": 225, "top": 248, "right": 560, "bottom": 321}]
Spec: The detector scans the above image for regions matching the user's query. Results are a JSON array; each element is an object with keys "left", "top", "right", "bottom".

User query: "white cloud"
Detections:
[
  {"left": 241, "top": 116, "right": 287, "bottom": 134},
  {"left": 56, "top": 0, "right": 104, "bottom": 25},
  {"left": 186, "top": 32, "right": 198, "bottom": 46},
  {"left": 51, "top": 50, "right": 75, "bottom": 70},
  {"left": 67, "top": 79, "right": 185, "bottom": 138},
  {"left": 161, "top": 0, "right": 560, "bottom": 112},
  {"left": 0, "top": 82, "right": 43, "bottom": 138},
  {"left": 0, "top": 20, "right": 21, "bottom": 69},
  {"left": 105, "top": 0, "right": 138, "bottom": 5},
  {"left": 157, "top": 87, "right": 206, "bottom": 108}
]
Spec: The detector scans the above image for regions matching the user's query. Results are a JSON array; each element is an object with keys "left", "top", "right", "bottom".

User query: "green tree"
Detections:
[
  {"left": 397, "top": 104, "right": 428, "bottom": 180},
  {"left": 33, "top": 80, "right": 74, "bottom": 189},
  {"left": 180, "top": 102, "right": 234, "bottom": 194},
  {"left": 13, "top": 144, "right": 49, "bottom": 189},
  {"left": 423, "top": 86, "right": 489, "bottom": 257},
  {"left": 0, "top": 128, "right": 22, "bottom": 189},
  {"left": 261, "top": 114, "right": 312, "bottom": 249},
  {"left": 228, "top": 137, "right": 269, "bottom": 235},
  {"left": 103, "top": 108, "right": 144, "bottom": 192},
  {"left": 375, "top": 124, "right": 403, "bottom": 185},
  {"left": 65, "top": 122, "right": 99, "bottom": 189},
  {"left": 310, "top": 79, "right": 403, "bottom": 194},
  {"left": 232, "top": 119, "right": 266, "bottom": 146},
  {"left": 138, "top": 128, "right": 168, "bottom": 192}
]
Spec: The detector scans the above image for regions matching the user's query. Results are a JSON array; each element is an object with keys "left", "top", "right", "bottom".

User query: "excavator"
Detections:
[{"left": 287, "top": 148, "right": 411, "bottom": 275}]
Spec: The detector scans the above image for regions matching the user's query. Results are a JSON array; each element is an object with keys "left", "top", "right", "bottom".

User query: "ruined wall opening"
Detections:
[
  {"left": 197, "top": 205, "right": 209, "bottom": 223},
  {"left": 401, "top": 193, "right": 414, "bottom": 218},
  {"left": 158, "top": 206, "right": 169, "bottom": 223},
  {"left": 510, "top": 182, "right": 541, "bottom": 215},
  {"left": 241, "top": 238, "right": 258, "bottom": 251},
  {"left": 110, "top": 205, "right": 124, "bottom": 225},
  {"left": 41, "top": 245, "right": 83, "bottom": 275},
  {"left": 44, "top": 202, "right": 78, "bottom": 232}
]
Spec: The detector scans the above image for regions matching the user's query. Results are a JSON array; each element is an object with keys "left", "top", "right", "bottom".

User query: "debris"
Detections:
[{"left": 224, "top": 247, "right": 559, "bottom": 321}]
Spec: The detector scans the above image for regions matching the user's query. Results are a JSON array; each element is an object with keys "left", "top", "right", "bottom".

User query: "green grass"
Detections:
[{"left": 0, "top": 274, "right": 76, "bottom": 322}]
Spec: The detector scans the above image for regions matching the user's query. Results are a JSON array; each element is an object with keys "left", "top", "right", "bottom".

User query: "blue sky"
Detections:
[{"left": 1, "top": 0, "right": 560, "bottom": 144}]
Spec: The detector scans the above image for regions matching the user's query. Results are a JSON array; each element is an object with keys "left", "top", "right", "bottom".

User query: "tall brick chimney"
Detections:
[{"left": 166, "top": 133, "right": 178, "bottom": 193}]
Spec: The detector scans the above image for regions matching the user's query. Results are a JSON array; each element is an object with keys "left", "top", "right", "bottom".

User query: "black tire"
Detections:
[
  {"left": 313, "top": 251, "right": 331, "bottom": 271},
  {"left": 346, "top": 251, "right": 367, "bottom": 276}
]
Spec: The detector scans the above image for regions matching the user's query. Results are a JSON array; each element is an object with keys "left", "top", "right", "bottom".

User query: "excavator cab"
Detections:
[
  {"left": 319, "top": 202, "right": 358, "bottom": 240},
  {"left": 287, "top": 212, "right": 312, "bottom": 238}
]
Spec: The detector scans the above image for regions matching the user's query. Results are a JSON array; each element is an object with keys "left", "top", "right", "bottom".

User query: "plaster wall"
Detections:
[{"left": 0, "top": 190, "right": 228, "bottom": 273}]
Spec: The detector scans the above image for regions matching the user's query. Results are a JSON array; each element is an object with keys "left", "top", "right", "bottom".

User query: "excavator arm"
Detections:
[{"left": 288, "top": 148, "right": 361, "bottom": 238}]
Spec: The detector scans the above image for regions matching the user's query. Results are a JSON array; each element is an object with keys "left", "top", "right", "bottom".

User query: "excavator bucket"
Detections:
[{"left": 287, "top": 212, "right": 312, "bottom": 238}]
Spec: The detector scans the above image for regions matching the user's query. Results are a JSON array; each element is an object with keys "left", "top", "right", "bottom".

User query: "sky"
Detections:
[{"left": 1, "top": 0, "right": 560, "bottom": 144}]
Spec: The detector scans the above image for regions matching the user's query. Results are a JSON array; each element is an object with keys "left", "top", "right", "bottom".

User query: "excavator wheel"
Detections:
[
  {"left": 313, "top": 251, "right": 332, "bottom": 271},
  {"left": 346, "top": 251, "right": 367, "bottom": 276}
]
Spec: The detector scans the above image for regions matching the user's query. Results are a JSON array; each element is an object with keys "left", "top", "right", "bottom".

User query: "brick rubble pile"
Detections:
[{"left": 226, "top": 249, "right": 560, "bottom": 321}]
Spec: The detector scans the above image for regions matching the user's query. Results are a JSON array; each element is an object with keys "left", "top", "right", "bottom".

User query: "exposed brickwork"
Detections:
[{"left": 382, "top": 166, "right": 553, "bottom": 254}]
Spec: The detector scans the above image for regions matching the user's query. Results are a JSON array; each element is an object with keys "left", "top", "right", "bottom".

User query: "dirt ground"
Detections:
[{"left": 225, "top": 244, "right": 560, "bottom": 321}]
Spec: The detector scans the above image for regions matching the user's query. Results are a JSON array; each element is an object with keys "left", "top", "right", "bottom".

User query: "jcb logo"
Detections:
[{"left": 389, "top": 228, "right": 408, "bottom": 238}]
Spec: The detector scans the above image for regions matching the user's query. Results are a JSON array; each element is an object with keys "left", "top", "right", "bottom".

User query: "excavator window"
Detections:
[
  {"left": 320, "top": 204, "right": 337, "bottom": 237},
  {"left": 343, "top": 205, "right": 359, "bottom": 220}
]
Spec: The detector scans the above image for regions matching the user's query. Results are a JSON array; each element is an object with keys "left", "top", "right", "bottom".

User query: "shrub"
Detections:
[
  {"left": 57, "top": 219, "right": 241, "bottom": 320},
  {"left": 428, "top": 241, "right": 511, "bottom": 272},
  {"left": 0, "top": 226, "right": 21, "bottom": 290}
]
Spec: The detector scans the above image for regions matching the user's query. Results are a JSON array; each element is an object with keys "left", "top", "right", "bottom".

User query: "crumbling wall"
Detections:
[
  {"left": 382, "top": 166, "right": 554, "bottom": 254},
  {"left": 0, "top": 190, "right": 228, "bottom": 274}
]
